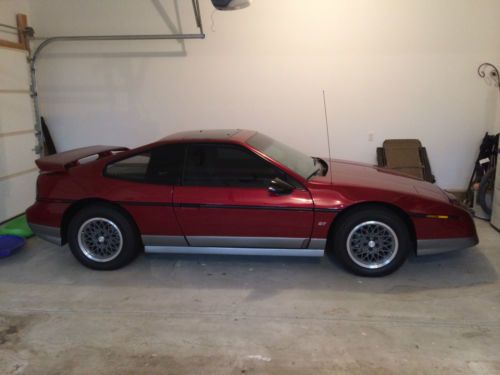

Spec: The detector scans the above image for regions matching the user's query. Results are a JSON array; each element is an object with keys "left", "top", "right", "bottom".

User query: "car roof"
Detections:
[{"left": 160, "top": 129, "right": 256, "bottom": 143}]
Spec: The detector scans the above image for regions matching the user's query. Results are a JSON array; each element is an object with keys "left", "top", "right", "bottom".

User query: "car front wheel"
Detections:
[
  {"left": 67, "top": 204, "right": 140, "bottom": 270},
  {"left": 332, "top": 207, "right": 412, "bottom": 276}
]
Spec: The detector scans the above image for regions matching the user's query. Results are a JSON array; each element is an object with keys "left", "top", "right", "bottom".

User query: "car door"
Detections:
[{"left": 173, "top": 142, "right": 315, "bottom": 249}]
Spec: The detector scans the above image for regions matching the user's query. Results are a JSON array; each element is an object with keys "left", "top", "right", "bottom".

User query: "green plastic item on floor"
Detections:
[{"left": 0, "top": 214, "right": 33, "bottom": 238}]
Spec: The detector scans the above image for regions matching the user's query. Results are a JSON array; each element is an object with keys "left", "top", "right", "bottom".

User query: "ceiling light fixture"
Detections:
[{"left": 211, "top": 0, "right": 251, "bottom": 11}]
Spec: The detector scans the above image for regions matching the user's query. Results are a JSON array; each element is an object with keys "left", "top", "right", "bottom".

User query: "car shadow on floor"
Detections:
[{"left": 0, "top": 237, "right": 497, "bottom": 298}]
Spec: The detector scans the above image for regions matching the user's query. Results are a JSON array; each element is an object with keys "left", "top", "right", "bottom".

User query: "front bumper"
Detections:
[
  {"left": 416, "top": 236, "right": 478, "bottom": 256},
  {"left": 28, "top": 223, "right": 62, "bottom": 246}
]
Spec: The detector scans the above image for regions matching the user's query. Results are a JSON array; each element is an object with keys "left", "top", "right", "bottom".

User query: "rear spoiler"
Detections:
[{"left": 35, "top": 145, "right": 129, "bottom": 172}]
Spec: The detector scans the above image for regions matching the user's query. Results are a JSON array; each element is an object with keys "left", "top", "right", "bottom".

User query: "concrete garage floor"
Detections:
[{"left": 0, "top": 220, "right": 499, "bottom": 374}]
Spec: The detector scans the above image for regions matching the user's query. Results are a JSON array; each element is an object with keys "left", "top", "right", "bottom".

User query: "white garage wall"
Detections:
[
  {"left": 0, "top": 1, "right": 30, "bottom": 37},
  {"left": 29, "top": 0, "right": 500, "bottom": 190}
]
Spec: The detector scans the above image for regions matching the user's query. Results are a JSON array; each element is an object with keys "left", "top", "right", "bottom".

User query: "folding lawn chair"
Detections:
[{"left": 377, "top": 139, "right": 435, "bottom": 183}]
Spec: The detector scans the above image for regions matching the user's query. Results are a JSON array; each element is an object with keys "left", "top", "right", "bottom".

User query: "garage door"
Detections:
[{"left": 0, "top": 46, "right": 37, "bottom": 222}]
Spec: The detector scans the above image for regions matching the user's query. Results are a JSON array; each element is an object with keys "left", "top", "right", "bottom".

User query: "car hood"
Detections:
[{"left": 310, "top": 159, "right": 449, "bottom": 203}]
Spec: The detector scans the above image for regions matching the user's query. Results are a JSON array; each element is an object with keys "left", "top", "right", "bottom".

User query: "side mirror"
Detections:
[{"left": 268, "top": 178, "right": 294, "bottom": 195}]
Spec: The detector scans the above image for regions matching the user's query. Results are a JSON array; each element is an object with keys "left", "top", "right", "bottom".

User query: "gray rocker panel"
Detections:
[
  {"left": 144, "top": 246, "right": 324, "bottom": 257},
  {"left": 186, "top": 236, "right": 307, "bottom": 249},
  {"left": 142, "top": 235, "right": 327, "bottom": 250},
  {"left": 142, "top": 235, "right": 326, "bottom": 257}
]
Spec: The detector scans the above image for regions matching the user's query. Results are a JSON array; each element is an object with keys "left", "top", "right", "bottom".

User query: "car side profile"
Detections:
[{"left": 26, "top": 129, "right": 478, "bottom": 276}]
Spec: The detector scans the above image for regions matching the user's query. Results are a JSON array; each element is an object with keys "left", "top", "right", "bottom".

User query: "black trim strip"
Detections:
[
  {"left": 175, "top": 203, "right": 314, "bottom": 212},
  {"left": 120, "top": 201, "right": 342, "bottom": 213},
  {"left": 315, "top": 208, "right": 343, "bottom": 213},
  {"left": 116, "top": 201, "right": 172, "bottom": 207},
  {"left": 175, "top": 203, "right": 342, "bottom": 212},
  {"left": 37, "top": 198, "right": 74, "bottom": 204},
  {"left": 38, "top": 198, "right": 343, "bottom": 213}
]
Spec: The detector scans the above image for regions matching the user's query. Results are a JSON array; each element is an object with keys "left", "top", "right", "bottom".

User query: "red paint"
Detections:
[
  {"left": 173, "top": 186, "right": 314, "bottom": 237},
  {"left": 26, "top": 130, "right": 477, "bottom": 244}
]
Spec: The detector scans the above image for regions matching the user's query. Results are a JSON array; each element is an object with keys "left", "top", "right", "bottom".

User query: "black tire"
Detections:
[
  {"left": 331, "top": 207, "right": 412, "bottom": 277},
  {"left": 478, "top": 168, "right": 495, "bottom": 215},
  {"left": 67, "top": 204, "right": 141, "bottom": 270}
]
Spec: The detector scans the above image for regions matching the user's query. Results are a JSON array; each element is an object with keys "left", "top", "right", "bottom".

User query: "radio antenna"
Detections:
[{"left": 322, "top": 90, "right": 334, "bottom": 185}]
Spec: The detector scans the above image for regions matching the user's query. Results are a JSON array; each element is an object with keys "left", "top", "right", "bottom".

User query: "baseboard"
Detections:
[
  {"left": 0, "top": 213, "right": 24, "bottom": 226},
  {"left": 444, "top": 190, "right": 467, "bottom": 202}
]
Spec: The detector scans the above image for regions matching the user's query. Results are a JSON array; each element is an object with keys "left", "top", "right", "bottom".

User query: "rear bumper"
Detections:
[
  {"left": 26, "top": 200, "right": 68, "bottom": 246},
  {"left": 28, "top": 223, "right": 62, "bottom": 246},
  {"left": 416, "top": 236, "right": 478, "bottom": 256}
]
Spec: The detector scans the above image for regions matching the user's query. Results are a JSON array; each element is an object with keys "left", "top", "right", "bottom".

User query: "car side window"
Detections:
[
  {"left": 105, "top": 144, "right": 185, "bottom": 185},
  {"left": 106, "top": 153, "right": 151, "bottom": 182},
  {"left": 183, "top": 143, "right": 295, "bottom": 188}
]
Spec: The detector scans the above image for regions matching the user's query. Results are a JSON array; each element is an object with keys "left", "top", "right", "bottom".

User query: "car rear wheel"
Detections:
[
  {"left": 67, "top": 204, "right": 141, "bottom": 270},
  {"left": 332, "top": 207, "right": 411, "bottom": 277}
]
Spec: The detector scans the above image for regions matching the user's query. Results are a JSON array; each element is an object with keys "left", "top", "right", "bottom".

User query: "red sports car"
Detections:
[{"left": 26, "top": 129, "right": 478, "bottom": 276}]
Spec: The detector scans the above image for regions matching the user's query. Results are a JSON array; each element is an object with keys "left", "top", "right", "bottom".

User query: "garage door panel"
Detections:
[
  {"left": 0, "top": 48, "right": 30, "bottom": 89},
  {"left": 0, "top": 42, "right": 35, "bottom": 220},
  {"left": 0, "top": 132, "right": 37, "bottom": 178},
  {"left": 0, "top": 170, "right": 37, "bottom": 221},
  {"left": 0, "top": 93, "right": 34, "bottom": 134}
]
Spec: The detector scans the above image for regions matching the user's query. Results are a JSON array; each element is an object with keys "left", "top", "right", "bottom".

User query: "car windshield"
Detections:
[{"left": 247, "top": 133, "right": 319, "bottom": 179}]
